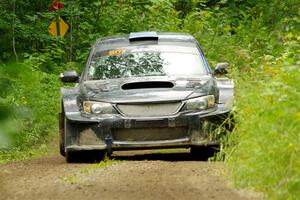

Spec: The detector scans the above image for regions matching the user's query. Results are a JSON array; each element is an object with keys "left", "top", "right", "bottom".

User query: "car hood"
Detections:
[{"left": 80, "top": 76, "right": 215, "bottom": 104}]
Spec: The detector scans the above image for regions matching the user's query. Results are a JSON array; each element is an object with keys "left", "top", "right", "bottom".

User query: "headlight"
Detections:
[
  {"left": 83, "top": 101, "right": 116, "bottom": 114},
  {"left": 184, "top": 95, "right": 215, "bottom": 111}
]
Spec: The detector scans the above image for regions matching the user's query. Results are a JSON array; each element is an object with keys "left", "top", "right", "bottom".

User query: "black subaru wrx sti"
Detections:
[{"left": 59, "top": 32, "right": 234, "bottom": 163}]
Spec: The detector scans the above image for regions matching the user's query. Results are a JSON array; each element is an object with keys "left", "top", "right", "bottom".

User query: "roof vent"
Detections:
[{"left": 129, "top": 32, "right": 158, "bottom": 42}]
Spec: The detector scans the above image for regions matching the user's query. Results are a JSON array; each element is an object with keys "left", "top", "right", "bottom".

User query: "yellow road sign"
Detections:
[{"left": 48, "top": 17, "right": 69, "bottom": 37}]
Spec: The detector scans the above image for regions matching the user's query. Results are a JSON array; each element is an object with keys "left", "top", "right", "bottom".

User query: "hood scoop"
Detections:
[{"left": 122, "top": 81, "right": 174, "bottom": 90}]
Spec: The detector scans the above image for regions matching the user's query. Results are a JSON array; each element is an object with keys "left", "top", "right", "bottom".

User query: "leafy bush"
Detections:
[
  {"left": 225, "top": 14, "right": 300, "bottom": 199},
  {"left": 180, "top": 1, "right": 300, "bottom": 198},
  {"left": 0, "top": 61, "right": 61, "bottom": 153},
  {"left": 0, "top": 66, "right": 14, "bottom": 149},
  {"left": 227, "top": 65, "right": 300, "bottom": 199}
]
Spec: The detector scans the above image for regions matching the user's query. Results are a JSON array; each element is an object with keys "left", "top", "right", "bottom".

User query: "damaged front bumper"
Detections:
[{"left": 62, "top": 104, "right": 231, "bottom": 152}]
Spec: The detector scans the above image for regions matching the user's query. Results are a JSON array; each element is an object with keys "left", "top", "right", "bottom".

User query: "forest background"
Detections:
[{"left": 0, "top": 0, "right": 299, "bottom": 199}]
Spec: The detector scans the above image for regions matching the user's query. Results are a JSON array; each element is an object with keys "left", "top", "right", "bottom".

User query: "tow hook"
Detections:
[{"left": 105, "top": 136, "right": 113, "bottom": 155}]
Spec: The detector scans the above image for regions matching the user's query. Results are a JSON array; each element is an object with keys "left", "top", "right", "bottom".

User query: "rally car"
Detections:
[{"left": 59, "top": 32, "right": 234, "bottom": 163}]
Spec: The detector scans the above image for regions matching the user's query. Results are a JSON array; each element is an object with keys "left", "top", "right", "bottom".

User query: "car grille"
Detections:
[
  {"left": 112, "top": 127, "right": 188, "bottom": 141},
  {"left": 116, "top": 102, "right": 182, "bottom": 117}
]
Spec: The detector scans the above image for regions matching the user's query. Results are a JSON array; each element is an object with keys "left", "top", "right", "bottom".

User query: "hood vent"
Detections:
[{"left": 122, "top": 81, "right": 174, "bottom": 90}]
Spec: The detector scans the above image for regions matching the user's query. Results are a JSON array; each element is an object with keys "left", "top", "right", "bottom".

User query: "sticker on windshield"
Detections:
[{"left": 108, "top": 49, "right": 126, "bottom": 56}]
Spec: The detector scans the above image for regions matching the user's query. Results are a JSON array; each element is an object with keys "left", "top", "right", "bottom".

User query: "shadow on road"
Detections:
[{"left": 111, "top": 151, "right": 215, "bottom": 162}]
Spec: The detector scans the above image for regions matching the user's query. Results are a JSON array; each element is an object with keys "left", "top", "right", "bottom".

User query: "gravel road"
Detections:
[{"left": 0, "top": 150, "right": 261, "bottom": 200}]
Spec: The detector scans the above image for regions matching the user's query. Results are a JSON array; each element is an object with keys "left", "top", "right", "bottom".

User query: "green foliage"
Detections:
[
  {"left": 0, "top": 144, "right": 50, "bottom": 164},
  {"left": 0, "top": 63, "right": 20, "bottom": 149},
  {"left": 0, "top": 61, "right": 60, "bottom": 155},
  {"left": 224, "top": 12, "right": 300, "bottom": 200},
  {"left": 227, "top": 65, "right": 300, "bottom": 199},
  {"left": 142, "top": 0, "right": 181, "bottom": 31},
  {"left": 0, "top": 1, "right": 299, "bottom": 198},
  {"left": 181, "top": 1, "right": 300, "bottom": 198}
]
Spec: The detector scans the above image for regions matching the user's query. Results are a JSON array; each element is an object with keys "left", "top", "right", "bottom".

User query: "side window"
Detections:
[
  {"left": 197, "top": 45, "right": 212, "bottom": 74},
  {"left": 83, "top": 48, "right": 96, "bottom": 81}
]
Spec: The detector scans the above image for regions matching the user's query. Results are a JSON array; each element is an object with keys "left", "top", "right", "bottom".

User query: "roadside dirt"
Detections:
[{"left": 0, "top": 150, "right": 261, "bottom": 200}]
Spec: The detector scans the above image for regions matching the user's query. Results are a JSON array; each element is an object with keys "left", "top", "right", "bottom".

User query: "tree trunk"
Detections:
[{"left": 12, "top": 0, "right": 18, "bottom": 63}]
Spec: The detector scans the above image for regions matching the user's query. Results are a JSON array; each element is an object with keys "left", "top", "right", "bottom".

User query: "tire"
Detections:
[
  {"left": 63, "top": 116, "right": 106, "bottom": 163},
  {"left": 59, "top": 112, "right": 65, "bottom": 157},
  {"left": 190, "top": 145, "right": 219, "bottom": 161},
  {"left": 59, "top": 134, "right": 65, "bottom": 157},
  {"left": 66, "top": 150, "right": 106, "bottom": 163},
  {"left": 66, "top": 151, "right": 82, "bottom": 163}
]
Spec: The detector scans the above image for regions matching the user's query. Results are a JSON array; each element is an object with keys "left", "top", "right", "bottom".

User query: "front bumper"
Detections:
[{"left": 63, "top": 104, "right": 231, "bottom": 152}]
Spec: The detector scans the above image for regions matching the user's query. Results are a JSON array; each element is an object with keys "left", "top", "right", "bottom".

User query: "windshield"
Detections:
[{"left": 88, "top": 45, "right": 208, "bottom": 80}]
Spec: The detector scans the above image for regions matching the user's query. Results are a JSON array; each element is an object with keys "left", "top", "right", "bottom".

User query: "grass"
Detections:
[
  {"left": 225, "top": 64, "right": 300, "bottom": 199},
  {"left": 149, "top": 148, "right": 189, "bottom": 154},
  {"left": 79, "top": 156, "right": 122, "bottom": 174},
  {"left": 61, "top": 175, "right": 81, "bottom": 185},
  {"left": 0, "top": 133, "right": 58, "bottom": 164}
]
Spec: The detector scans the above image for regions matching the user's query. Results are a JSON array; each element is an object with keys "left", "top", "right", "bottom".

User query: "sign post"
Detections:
[{"left": 55, "top": 14, "right": 60, "bottom": 36}]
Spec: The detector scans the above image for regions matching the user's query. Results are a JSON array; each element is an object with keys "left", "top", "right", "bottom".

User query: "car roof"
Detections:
[{"left": 94, "top": 32, "right": 198, "bottom": 47}]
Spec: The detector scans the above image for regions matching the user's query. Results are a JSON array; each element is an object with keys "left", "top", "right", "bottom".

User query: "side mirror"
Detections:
[
  {"left": 60, "top": 70, "right": 79, "bottom": 83},
  {"left": 214, "top": 62, "right": 229, "bottom": 75}
]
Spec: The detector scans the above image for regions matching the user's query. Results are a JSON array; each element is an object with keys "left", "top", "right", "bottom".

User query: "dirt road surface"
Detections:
[{"left": 0, "top": 150, "right": 261, "bottom": 200}]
